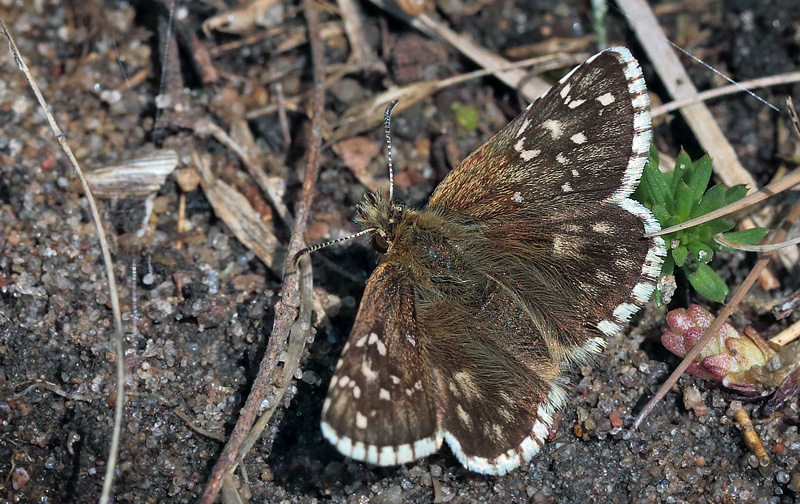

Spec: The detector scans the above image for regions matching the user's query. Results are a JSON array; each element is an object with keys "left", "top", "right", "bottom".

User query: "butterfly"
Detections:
[{"left": 319, "top": 47, "right": 666, "bottom": 475}]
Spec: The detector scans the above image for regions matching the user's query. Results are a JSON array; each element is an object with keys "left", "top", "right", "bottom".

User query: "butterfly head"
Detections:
[{"left": 355, "top": 190, "right": 406, "bottom": 254}]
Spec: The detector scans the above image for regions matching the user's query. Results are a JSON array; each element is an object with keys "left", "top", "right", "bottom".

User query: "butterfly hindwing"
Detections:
[{"left": 420, "top": 288, "right": 561, "bottom": 475}]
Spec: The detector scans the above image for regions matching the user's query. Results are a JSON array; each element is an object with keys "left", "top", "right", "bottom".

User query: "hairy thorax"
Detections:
[{"left": 355, "top": 192, "right": 481, "bottom": 297}]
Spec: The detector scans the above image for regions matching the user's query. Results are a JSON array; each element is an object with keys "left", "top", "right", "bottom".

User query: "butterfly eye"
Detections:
[{"left": 371, "top": 233, "right": 389, "bottom": 253}]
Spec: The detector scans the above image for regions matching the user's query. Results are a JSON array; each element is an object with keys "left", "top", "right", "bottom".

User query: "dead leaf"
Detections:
[{"left": 334, "top": 136, "right": 382, "bottom": 192}]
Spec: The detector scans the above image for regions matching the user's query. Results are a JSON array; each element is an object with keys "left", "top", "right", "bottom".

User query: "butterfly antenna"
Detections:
[
  {"left": 290, "top": 228, "right": 374, "bottom": 273},
  {"left": 667, "top": 41, "right": 779, "bottom": 113},
  {"left": 384, "top": 99, "right": 399, "bottom": 201}
]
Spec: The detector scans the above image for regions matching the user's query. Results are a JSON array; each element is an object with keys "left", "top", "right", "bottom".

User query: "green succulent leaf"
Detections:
[
  {"left": 688, "top": 242, "right": 714, "bottom": 264},
  {"left": 672, "top": 245, "right": 689, "bottom": 267},
  {"left": 721, "top": 228, "right": 770, "bottom": 246},
  {"left": 670, "top": 150, "right": 693, "bottom": 197},
  {"left": 632, "top": 148, "right": 761, "bottom": 304},
  {"left": 692, "top": 184, "right": 724, "bottom": 219},
  {"left": 687, "top": 155, "right": 713, "bottom": 203},
  {"left": 724, "top": 184, "right": 748, "bottom": 205},
  {"left": 675, "top": 181, "right": 695, "bottom": 221},
  {"left": 687, "top": 263, "right": 729, "bottom": 303},
  {"left": 638, "top": 156, "right": 670, "bottom": 209}
]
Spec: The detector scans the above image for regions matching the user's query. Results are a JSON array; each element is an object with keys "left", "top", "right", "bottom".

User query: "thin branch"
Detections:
[
  {"left": 770, "top": 319, "right": 800, "bottom": 347},
  {"left": 366, "top": 0, "right": 551, "bottom": 102},
  {"left": 0, "top": 16, "right": 126, "bottom": 504},
  {"left": 635, "top": 196, "right": 800, "bottom": 428},
  {"left": 714, "top": 232, "right": 800, "bottom": 252},
  {"left": 652, "top": 70, "right": 800, "bottom": 117},
  {"left": 196, "top": 0, "right": 326, "bottom": 501},
  {"left": 646, "top": 165, "right": 800, "bottom": 237}
]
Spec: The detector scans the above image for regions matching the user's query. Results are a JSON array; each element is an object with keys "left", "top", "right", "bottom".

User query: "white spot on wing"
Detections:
[
  {"left": 379, "top": 388, "right": 391, "bottom": 400},
  {"left": 542, "top": 119, "right": 563, "bottom": 139},
  {"left": 356, "top": 411, "right": 368, "bottom": 429},
  {"left": 516, "top": 118, "right": 531, "bottom": 137},
  {"left": 597, "top": 92, "right": 615, "bottom": 106},
  {"left": 553, "top": 236, "right": 567, "bottom": 254},
  {"left": 520, "top": 148, "right": 541, "bottom": 161},
  {"left": 592, "top": 222, "right": 612, "bottom": 233},
  {"left": 368, "top": 332, "right": 387, "bottom": 356},
  {"left": 561, "top": 182, "right": 573, "bottom": 192},
  {"left": 361, "top": 360, "right": 378, "bottom": 381},
  {"left": 570, "top": 132, "right": 587, "bottom": 144}
]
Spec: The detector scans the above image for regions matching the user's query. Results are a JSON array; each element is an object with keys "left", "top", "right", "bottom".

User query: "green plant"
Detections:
[
  {"left": 633, "top": 146, "right": 769, "bottom": 303},
  {"left": 450, "top": 102, "right": 479, "bottom": 132}
]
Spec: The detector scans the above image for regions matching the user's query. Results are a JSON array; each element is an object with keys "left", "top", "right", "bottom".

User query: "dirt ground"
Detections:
[{"left": 1, "top": 0, "right": 800, "bottom": 503}]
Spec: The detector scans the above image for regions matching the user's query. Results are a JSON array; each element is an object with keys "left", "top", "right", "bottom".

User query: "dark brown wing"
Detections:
[
  {"left": 321, "top": 263, "right": 441, "bottom": 465},
  {"left": 425, "top": 46, "right": 665, "bottom": 357},
  {"left": 420, "top": 287, "right": 559, "bottom": 475},
  {"left": 428, "top": 48, "right": 651, "bottom": 218}
]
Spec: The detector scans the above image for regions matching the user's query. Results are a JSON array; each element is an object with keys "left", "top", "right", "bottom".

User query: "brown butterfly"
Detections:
[{"left": 317, "top": 47, "right": 666, "bottom": 474}]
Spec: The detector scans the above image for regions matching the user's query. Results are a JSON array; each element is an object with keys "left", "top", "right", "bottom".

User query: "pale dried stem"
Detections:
[
  {"left": 731, "top": 401, "right": 771, "bottom": 467},
  {"left": 617, "top": 0, "right": 796, "bottom": 276},
  {"left": 771, "top": 319, "right": 800, "bottom": 347},
  {"left": 196, "top": 117, "right": 295, "bottom": 228},
  {"left": 366, "top": 0, "right": 551, "bottom": 102},
  {"left": 715, "top": 233, "right": 800, "bottom": 252},
  {"left": 0, "top": 16, "right": 126, "bottom": 504}
]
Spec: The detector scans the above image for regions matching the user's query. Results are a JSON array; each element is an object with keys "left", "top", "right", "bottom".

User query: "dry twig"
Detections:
[
  {"left": 635, "top": 194, "right": 800, "bottom": 428},
  {"left": 652, "top": 70, "right": 800, "bottom": 117},
  {"left": 731, "top": 401, "right": 770, "bottom": 467},
  {"left": 195, "top": 117, "right": 294, "bottom": 228},
  {"left": 0, "top": 16, "right": 126, "bottom": 504},
  {"left": 771, "top": 320, "right": 800, "bottom": 347},
  {"left": 197, "top": 0, "right": 326, "bottom": 501},
  {"left": 366, "top": 0, "right": 551, "bottom": 102}
]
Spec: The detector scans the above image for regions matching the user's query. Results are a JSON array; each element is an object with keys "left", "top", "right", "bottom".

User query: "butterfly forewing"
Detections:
[
  {"left": 321, "top": 263, "right": 441, "bottom": 465},
  {"left": 428, "top": 46, "right": 664, "bottom": 360},
  {"left": 429, "top": 48, "right": 651, "bottom": 216}
]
